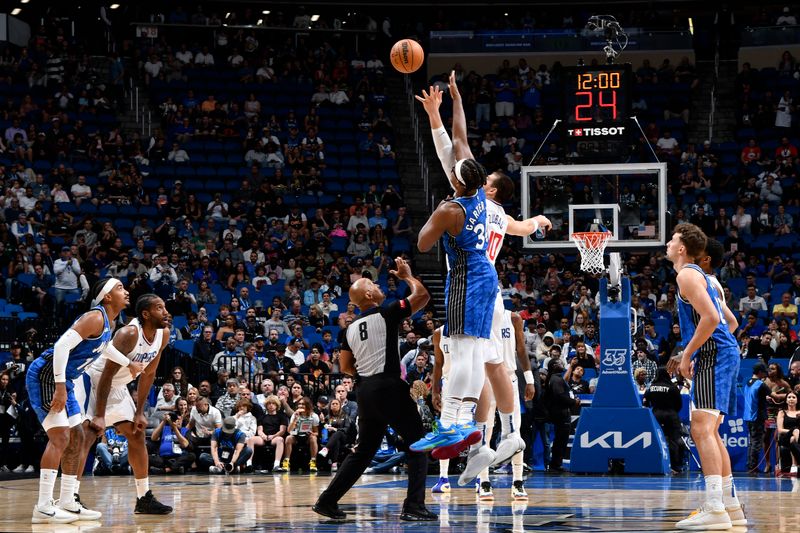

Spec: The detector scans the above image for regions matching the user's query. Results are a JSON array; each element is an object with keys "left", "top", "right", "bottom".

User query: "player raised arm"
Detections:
[
  {"left": 415, "top": 85, "right": 455, "bottom": 177},
  {"left": 430, "top": 328, "right": 444, "bottom": 411},
  {"left": 92, "top": 325, "right": 140, "bottom": 431},
  {"left": 448, "top": 70, "right": 473, "bottom": 161},
  {"left": 511, "top": 312, "right": 535, "bottom": 401},
  {"left": 676, "top": 268, "right": 721, "bottom": 379}
]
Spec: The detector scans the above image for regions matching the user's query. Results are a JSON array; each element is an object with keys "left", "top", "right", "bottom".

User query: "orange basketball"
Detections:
[{"left": 390, "top": 39, "right": 424, "bottom": 74}]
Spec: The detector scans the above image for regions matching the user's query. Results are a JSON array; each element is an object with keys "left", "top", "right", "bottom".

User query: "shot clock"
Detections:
[
  {"left": 564, "top": 64, "right": 631, "bottom": 128},
  {"left": 562, "top": 64, "right": 632, "bottom": 159}
]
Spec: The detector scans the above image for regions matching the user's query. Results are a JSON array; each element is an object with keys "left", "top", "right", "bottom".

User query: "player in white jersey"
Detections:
[
  {"left": 73, "top": 294, "right": 173, "bottom": 515},
  {"left": 474, "top": 311, "right": 536, "bottom": 499},
  {"left": 417, "top": 71, "right": 550, "bottom": 484},
  {"left": 430, "top": 326, "right": 452, "bottom": 493}
]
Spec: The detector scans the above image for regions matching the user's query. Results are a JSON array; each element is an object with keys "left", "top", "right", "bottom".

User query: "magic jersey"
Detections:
[
  {"left": 37, "top": 306, "right": 113, "bottom": 380},
  {"left": 88, "top": 318, "right": 163, "bottom": 388},
  {"left": 676, "top": 264, "right": 738, "bottom": 361},
  {"left": 442, "top": 188, "right": 498, "bottom": 338}
]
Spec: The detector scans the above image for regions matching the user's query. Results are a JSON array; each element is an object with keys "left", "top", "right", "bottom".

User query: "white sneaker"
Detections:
[
  {"left": 58, "top": 494, "right": 103, "bottom": 520},
  {"left": 209, "top": 466, "right": 223, "bottom": 474},
  {"left": 0, "top": 465, "right": 9, "bottom": 472},
  {"left": 492, "top": 433, "right": 526, "bottom": 467},
  {"left": 791, "top": 465, "right": 798, "bottom": 475},
  {"left": 32, "top": 500, "right": 79, "bottom": 524},
  {"left": 477, "top": 481, "right": 494, "bottom": 501},
  {"left": 25, "top": 465, "right": 35, "bottom": 473},
  {"left": 726, "top": 504, "right": 747, "bottom": 526},
  {"left": 512, "top": 480, "right": 528, "bottom": 499},
  {"left": 12, "top": 465, "right": 25, "bottom": 473},
  {"left": 458, "top": 446, "right": 496, "bottom": 486},
  {"left": 675, "top": 506, "right": 732, "bottom": 530}
]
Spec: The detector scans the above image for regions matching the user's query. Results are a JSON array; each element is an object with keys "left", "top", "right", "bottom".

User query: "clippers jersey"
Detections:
[
  {"left": 442, "top": 188, "right": 498, "bottom": 338},
  {"left": 485, "top": 199, "right": 508, "bottom": 265},
  {"left": 676, "top": 264, "right": 738, "bottom": 360},
  {"left": 88, "top": 318, "right": 163, "bottom": 388},
  {"left": 499, "top": 310, "right": 517, "bottom": 372},
  {"left": 36, "top": 306, "right": 113, "bottom": 380}
]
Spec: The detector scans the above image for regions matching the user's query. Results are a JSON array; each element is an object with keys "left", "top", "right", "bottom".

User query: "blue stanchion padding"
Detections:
[{"left": 570, "top": 277, "right": 670, "bottom": 474}]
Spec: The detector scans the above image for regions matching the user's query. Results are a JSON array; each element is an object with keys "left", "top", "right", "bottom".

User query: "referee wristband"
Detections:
[{"left": 523, "top": 370, "right": 535, "bottom": 385}]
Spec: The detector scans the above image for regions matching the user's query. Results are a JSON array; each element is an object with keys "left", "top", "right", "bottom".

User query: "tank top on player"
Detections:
[
  {"left": 38, "top": 306, "right": 113, "bottom": 380},
  {"left": 88, "top": 318, "right": 163, "bottom": 387}
]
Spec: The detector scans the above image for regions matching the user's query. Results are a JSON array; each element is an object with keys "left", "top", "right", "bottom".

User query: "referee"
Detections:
[{"left": 313, "top": 257, "right": 436, "bottom": 522}]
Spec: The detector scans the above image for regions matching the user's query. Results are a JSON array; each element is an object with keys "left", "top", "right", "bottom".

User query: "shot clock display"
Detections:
[{"left": 563, "top": 64, "right": 631, "bottom": 131}]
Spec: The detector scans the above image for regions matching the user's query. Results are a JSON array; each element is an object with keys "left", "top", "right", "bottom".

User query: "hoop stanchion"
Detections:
[{"left": 571, "top": 232, "right": 612, "bottom": 275}]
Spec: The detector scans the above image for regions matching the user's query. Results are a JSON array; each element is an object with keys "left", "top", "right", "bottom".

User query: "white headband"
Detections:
[
  {"left": 453, "top": 159, "right": 467, "bottom": 185},
  {"left": 92, "top": 278, "right": 121, "bottom": 307}
]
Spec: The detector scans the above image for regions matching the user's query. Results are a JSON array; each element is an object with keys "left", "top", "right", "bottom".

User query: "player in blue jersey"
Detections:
[
  {"left": 409, "top": 154, "right": 496, "bottom": 458},
  {"left": 26, "top": 278, "right": 133, "bottom": 524},
  {"left": 666, "top": 224, "right": 746, "bottom": 530}
]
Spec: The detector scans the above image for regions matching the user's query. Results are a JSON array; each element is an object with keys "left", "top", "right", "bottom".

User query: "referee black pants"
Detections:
[{"left": 317, "top": 374, "right": 428, "bottom": 509}]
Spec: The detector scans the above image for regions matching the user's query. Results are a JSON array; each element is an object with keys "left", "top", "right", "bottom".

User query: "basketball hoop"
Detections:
[{"left": 571, "top": 231, "right": 612, "bottom": 276}]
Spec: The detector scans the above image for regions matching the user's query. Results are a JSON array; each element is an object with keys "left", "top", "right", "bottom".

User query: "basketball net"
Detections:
[{"left": 571, "top": 231, "right": 612, "bottom": 276}]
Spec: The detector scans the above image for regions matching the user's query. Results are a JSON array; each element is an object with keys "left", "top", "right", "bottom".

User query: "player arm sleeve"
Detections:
[
  {"left": 52, "top": 328, "right": 84, "bottom": 383},
  {"left": 103, "top": 344, "right": 131, "bottom": 367},
  {"left": 384, "top": 298, "right": 413, "bottom": 326},
  {"left": 432, "top": 126, "right": 456, "bottom": 188}
]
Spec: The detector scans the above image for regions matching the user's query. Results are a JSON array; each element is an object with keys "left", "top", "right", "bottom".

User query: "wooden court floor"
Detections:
[{"left": 1, "top": 472, "right": 797, "bottom": 532}]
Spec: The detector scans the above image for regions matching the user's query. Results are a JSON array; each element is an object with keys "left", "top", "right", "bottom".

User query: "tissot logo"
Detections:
[{"left": 567, "top": 126, "right": 626, "bottom": 137}]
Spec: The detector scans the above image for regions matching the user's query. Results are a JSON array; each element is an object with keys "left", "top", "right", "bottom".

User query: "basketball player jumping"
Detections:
[
  {"left": 413, "top": 72, "right": 549, "bottom": 483},
  {"left": 27, "top": 278, "right": 134, "bottom": 523},
  {"left": 408, "top": 150, "right": 496, "bottom": 458},
  {"left": 73, "top": 294, "right": 173, "bottom": 515},
  {"left": 431, "top": 311, "right": 535, "bottom": 499},
  {"left": 666, "top": 224, "right": 746, "bottom": 530}
]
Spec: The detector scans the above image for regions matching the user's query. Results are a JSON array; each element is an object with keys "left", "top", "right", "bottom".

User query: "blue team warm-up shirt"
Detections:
[{"left": 442, "top": 188, "right": 498, "bottom": 339}]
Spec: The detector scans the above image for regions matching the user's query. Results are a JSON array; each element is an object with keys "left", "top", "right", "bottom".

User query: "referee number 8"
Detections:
[{"left": 359, "top": 322, "right": 369, "bottom": 341}]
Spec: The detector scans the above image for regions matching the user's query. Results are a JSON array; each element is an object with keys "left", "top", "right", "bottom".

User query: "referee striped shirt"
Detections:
[{"left": 341, "top": 298, "right": 412, "bottom": 378}]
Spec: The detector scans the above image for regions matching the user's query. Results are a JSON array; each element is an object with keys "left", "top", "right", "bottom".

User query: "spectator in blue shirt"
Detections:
[{"left": 199, "top": 417, "right": 252, "bottom": 473}]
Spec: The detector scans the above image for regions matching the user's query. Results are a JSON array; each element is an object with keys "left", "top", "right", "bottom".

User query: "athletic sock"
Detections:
[
  {"left": 439, "top": 458, "right": 450, "bottom": 477},
  {"left": 457, "top": 400, "right": 477, "bottom": 426},
  {"left": 512, "top": 451, "right": 524, "bottom": 481},
  {"left": 135, "top": 477, "right": 150, "bottom": 499},
  {"left": 470, "top": 422, "right": 487, "bottom": 452},
  {"left": 37, "top": 469, "right": 58, "bottom": 507},
  {"left": 498, "top": 410, "right": 514, "bottom": 439},
  {"left": 58, "top": 474, "right": 77, "bottom": 506},
  {"left": 704, "top": 474, "right": 724, "bottom": 511},
  {"left": 440, "top": 398, "right": 460, "bottom": 427},
  {"left": 722, "top": 475, "right": 740, "bottom": 507},
  {"left": 73, "top": 479, "right": 80, "bottom": 496},
  {"left": 273, "top": 460, "right": 281, "bottom": 469},
  {"left": 478, "top": 466, "right": 490, "bottom": 484}
]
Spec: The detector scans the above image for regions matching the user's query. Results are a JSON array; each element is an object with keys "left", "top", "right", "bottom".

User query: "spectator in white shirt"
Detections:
[
  {"left": 168, "top": 142, "right": 190, "bottom": 163},
  {"left": 227, "top": 49, "right": 244, "bottom": 67},
  {"left": 11, "top": 213, "right": 35, "bottom": 241},
  {"left": 70, "top": 175, "right": 92, "bottom": 206},
  {"left": 156, "top": 383, "right": 178, "bottom": 412},
  {"left": 329, "top": 84, "right": 350, "bottom": 105},
  {"left": 143, "top": 54, "right": 164, "bottom": 84},
  {"left": 656, "top": 130, "right": 679, "bottom": 154},
  {"left": 195, "top": 47, "right": 215, "bottom": 66},
  {"left": 18, "top": 186, "right": 38, "bottom": 212},
  {"left": 53, "top": 246, "right": 80, "bottom": 316},
  {"left": 739, "top": 285, "right": 768, "bottom": 313},
  {"left": 732, "top": 205, "right": 753, "bottom": 235},
  {"left": 256, "top": 60, "right": 274, "bottom": 83},
  {"left": 188, "top": 397, "right": 223, "bottom": 447},
  {"left": 777, "top": 6, "right": 797, "bottom": 26},
  {"left": 176, "top": 45, "right": 194, "bottom": 64}
]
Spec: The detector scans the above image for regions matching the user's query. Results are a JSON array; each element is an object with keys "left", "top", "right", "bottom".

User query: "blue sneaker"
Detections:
[
  {"left": 410, "top": 420, "right": 463, "bottom": 453},
  {"left": 431, "top": 477, "right": 451, "bottom": 494},
  {"left": 431, "top": 422, "right": 483, "bottom": 460}
]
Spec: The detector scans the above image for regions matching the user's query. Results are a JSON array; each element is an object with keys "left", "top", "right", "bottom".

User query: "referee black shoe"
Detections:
[
  {"left": 400, "top": 504, "right": 438, "bottom": 521},
  {"left": 134, "top": 491, "right": 173, "bottom": 515},
  {"left": 312, "top": 501, "right": 346, "bottom": 521}
]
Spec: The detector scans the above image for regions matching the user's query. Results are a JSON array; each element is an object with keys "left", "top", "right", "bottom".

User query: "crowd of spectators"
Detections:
[{"left": 2, "top": 5, "right": 800, "bottom": 476}]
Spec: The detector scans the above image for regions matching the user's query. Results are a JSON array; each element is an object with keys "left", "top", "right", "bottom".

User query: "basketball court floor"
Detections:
[{"left": 1, "top": 472, "right": 796, "bottom": 532}]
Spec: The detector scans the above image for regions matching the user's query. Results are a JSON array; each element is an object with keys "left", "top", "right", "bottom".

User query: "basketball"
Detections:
[{"left": 390, "top": 39, "right": 424, "bottom": 74}]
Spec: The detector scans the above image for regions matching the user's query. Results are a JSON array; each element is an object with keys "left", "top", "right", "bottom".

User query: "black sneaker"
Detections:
[
  {"left": 400, "top": 504, "right": 438, "bottom": 521},
  {"left": 149, "top": 467, "right": 165, "bottom": 475},
  {"left": 312, "top": 501, "right": 346, "bottom": 520},
  {"left": 134, "top": 491, "right": 173, "bottom": 515}
]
